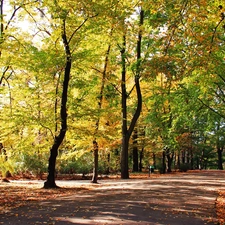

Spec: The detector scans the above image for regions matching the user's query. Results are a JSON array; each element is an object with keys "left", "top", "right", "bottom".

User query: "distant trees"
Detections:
[{"left": 0, "top": 0, "right": 225, "bottom": 185}]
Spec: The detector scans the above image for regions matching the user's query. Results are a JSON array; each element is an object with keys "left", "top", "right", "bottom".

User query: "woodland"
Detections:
[{"left": 0, "top": 0, "right": 225, "bottom": 188}]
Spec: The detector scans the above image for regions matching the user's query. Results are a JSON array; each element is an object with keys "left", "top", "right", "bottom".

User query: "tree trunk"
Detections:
[
  {"left": 44, "top": 20, "right": 71, "bottom": 188},
  {"left": 91, "top": 41, "right": 111, "bottom": 183},
  {"left": 132, "top": 127, "right": 139, "bottom": 172},
  {"left": 177, "top": 151, "right": 181, "bottom": 169},
  {"left": 182, "top": 150, "right": 185, "bottom": 164},
  {"left": 92, "top": 140, "right": 99, "bottom": 183},
  {"left": 166, "top": 153, "right": 173, "bottom": 173},
  {"left": 121, "top": 133, "right": 129, "bottom": 179},
  {"left": 44, "top": 140, "right": 62, "bottom": 188},
  {"left": 106, "top": 153, "right": 110, "bottom": 174},
  {"left": 190, "top": 148, "right": 194, "bottom": 170},
  {"left": 162, "top": 151, "right": 166, "bottom": 174},
  {"left": 120, "top": 9, "right": 143, "bottom": 179},
  {"left": 139, "top": 147, "right": 144, "bottom": 172},
  {"left": 217, "top": 147, "right": 223, "bottom": 170},
  {"left": 166, "top": 147, "right": 173, "bottom": 173},
  {"left": 120, "top": 31, "right": 129, "bottom": 179},
  {"left": 153, "top": 153, "right": 156, "bottom": 169}
]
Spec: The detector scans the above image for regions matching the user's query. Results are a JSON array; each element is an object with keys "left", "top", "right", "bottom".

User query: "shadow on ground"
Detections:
[{"left": 1, "top": 170, "right": 224, "bottom": 225}]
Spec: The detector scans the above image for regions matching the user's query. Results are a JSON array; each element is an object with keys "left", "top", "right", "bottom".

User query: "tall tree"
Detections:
[
  {"left": 120, "top": 8, "right": 143, "bottom": 179},
  {"left": 91, "top": 42, "right": 111, "bottom": 183},
  {"left": 44, "top": 18, "right": 72, "bottom": 188},
  {"left": 44, "top": 1, "right": 90, "bottom": 187}
]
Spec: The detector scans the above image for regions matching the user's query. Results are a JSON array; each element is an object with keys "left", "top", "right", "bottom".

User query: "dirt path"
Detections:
[{"left": 0, "top": 171, "right": 224, "bottom": 225}]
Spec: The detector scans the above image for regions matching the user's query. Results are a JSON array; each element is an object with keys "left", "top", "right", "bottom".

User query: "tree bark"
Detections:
[
  {"left": 44, "top": 20, "right": 71, "bottom": 188},
  {"left": 139, "top": 128, "right": 145, "bottom": 172},
  {"left": 217, "top": 147, "right": 223, "bottom": 170},
  {"left": 166, "top": 153, "right": 173, "bottom": 173},
  {"left": 106, "top": 153, "right": 110, "bottom": 174},
  {"left": 139, "top": 147, "right": 144, "bottom": 172},
  {"left": 92, "top": 140, "right": 99, "bottom": 183},
  {"left": 162, "top": 151, "right": 166, "bottom": 174},
  {"left": 120, "top": 9, "right": 143, "bottom": 179},
  {"left": 91, "top": 42, "right": 111, "bottom": 183},
  {"left": 165, "top": 147, "right": 173, "bottom": 173},
  {"left": 132, "top": 127, "right": 139, "bottom": 172},
  {"left": 120, "top": 31, "right": 129, "bottom": 179}
]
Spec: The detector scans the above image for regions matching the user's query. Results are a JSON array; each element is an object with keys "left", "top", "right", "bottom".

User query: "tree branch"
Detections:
[
  {"left": 209, "top": 12, "right": 224, "bottom": 54},
  {"left": 197, "top": 97, "right": 225, "bottom": 119},
  {"left": 68, "top": 18, "right": 88, "bottom": 44}
]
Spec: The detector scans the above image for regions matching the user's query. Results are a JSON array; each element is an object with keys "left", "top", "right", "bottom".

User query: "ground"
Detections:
[
  {"left": 0, "top": 171, "right": 224, "bottom": 225},
  {"left": 216, "top": 189, "right": 225, "bottom": 224}
]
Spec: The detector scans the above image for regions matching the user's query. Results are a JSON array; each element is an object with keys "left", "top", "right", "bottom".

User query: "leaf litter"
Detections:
[
  {"left": 0, "top": 180, "right": 89, "bottom": 214},
  {"left": 215, "top": 190, "right": 225, "bottom": 225}
]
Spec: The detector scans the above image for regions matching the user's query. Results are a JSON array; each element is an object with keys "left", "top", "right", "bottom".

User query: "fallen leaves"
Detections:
[
  {"left": 0, "top": 181, "right": 88, "bottom": 213},
  {"left": 215, "top": 190, "right": 225, "bottom": 225},
  {"left": 0, "top": 171, "right": 224, "bottom": 225}
]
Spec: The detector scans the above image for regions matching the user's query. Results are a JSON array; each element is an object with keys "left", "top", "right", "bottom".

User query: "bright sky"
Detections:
[{"left": 4, "top": 1, "right": 30, "bottom": 31}]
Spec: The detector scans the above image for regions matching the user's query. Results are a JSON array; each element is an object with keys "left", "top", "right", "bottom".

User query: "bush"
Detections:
[
  {"left": 58, "top": 152, "right": 93, "bottom": 176},
  {"left": 14, "top": 153, "right": 47, "bottom": 176}
]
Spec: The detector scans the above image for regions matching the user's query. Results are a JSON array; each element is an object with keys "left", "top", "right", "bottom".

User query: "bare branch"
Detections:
[
  {"left": 197, "top": 97, "right": 225, "bottom": 119},
  {"left": 68, "top": 18, "right": 88, "bottom": 44},
  {"left": 5, "top": 0, "right": 40, "bottom": 30},
  {"left": 0, "top": 66, "right": 9, "bottom": 85},
  {"left": 91, "top": 66, "right": 102, "bottom": 74},
  {"left": 5, "top": 6, "right": 22, "bottom": 30},
  {"left": 39, "top": 122, "right": 55, "bottom": 141},
  {"left": 209, "top": 13, "right": 224, "bottom": 54},
  {"left": 217, "top": 73, "right": 225, "bottom": 83}
]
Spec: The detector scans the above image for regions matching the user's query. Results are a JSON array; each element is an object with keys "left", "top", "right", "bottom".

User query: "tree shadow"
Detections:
[{"left": 0, "top": 171, "right": 223, "bottom": 225}]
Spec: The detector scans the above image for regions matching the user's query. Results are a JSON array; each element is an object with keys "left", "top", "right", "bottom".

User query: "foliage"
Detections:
[{"left": 0, "top": 0, "right": 225, "bottom": 177}]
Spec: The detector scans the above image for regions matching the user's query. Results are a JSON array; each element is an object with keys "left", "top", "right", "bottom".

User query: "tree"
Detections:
[
  {"left": 120, "top": 7, "right": 143, "bottom": 179},
  {"left": 43, "top": 0, "right": 93, "bottom": 188},
  {"left": 1, "top": 0, "right": 225, "bottom": 178},
  {"left": 91, "top": 40, "right": 111, "bottom": 183},
  {"left": 44, "top": 18, "right": 72, "bottom": 188}
]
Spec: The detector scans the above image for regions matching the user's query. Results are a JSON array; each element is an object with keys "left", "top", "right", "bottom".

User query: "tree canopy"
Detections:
[{"left": 0, "top": 0, "right": 225, "bottom": 185}]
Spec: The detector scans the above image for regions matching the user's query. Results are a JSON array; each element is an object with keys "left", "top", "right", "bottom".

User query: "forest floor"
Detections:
[
  {"left": 216, "top": 189, "right": 225, "bottom": 224},
  {"left": 0, "top": 170, "right": 224, "bottom": 225}
]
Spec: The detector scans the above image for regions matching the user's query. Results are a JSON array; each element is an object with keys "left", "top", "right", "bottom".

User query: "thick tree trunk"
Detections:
[
  {"left": 120, "top": 32, "right": 129, "bottom": 179},
  {"left": 217, "top": 147, "right": 223, "bottom": 170},
  {"left": 44, "top": 20, "right": 71, "bottom": 189},
  {"left": 44, "top": 139, "right": 63, "bottom": 188},
  {"left": 120, "top": 9, "right": 143, "bottom": 179},
  {"left": 0, "top": 143, "right": 7, "bottom": 161},
  {"left": 0, "top": 143, "right": 10, "bottom": 182},
  {"left": 166, "top": 147, "right": 174, "bottom": 173},
  {"left": 121, "top": 134, "right": 129, "bottom": 179},
  {"left": 166, "top": 154, "right": 173, "bottom": 173},
  {"left": 132, "top": 127, "right": 139, "bottom": 172},
  {"left": 182, "top": 150, "right": 185, "bottom": 164},
  {"left": 161, "top": 151, "right": 166, "bottom": 174},
  {"left": 139, "top": 147, "right": 144, "bottom": 172}
]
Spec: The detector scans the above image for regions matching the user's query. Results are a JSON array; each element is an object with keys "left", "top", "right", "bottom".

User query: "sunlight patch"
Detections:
[{"left": 54, "top": 216, "right": 138, "bottom": 224}]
